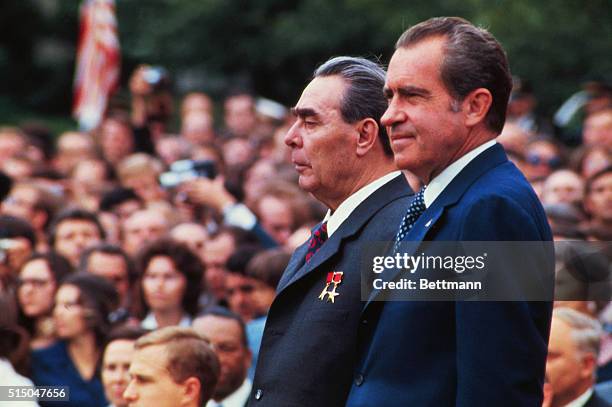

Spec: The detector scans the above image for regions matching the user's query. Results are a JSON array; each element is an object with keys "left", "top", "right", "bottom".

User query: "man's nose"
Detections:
[
  {"left": 380, "top": 101, "right": 405, "bottom": 128},
  {"left": 123, "top": 380, "right": 137, "bottom": 401},
  {"left": 284, "top": 122, "right": 302, "bottom": 148}
]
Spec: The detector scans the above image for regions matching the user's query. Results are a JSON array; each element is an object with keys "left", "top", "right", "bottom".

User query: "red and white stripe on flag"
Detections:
[{"left": 73, "top": 0, "right": 120, "bottom": 130}]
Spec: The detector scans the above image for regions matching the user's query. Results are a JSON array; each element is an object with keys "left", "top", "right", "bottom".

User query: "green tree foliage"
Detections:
[{"left": 2, "top": 0, "right": 610, "bottom": 119}]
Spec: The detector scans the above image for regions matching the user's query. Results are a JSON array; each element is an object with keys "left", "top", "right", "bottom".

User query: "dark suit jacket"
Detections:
[
  {"left": 346, "top": 143, "right": 554, "bottom": 407},
  {"left": 586, "top": 391, "right": 612, "bottom": 407},
  {"left": 248, "top": 175, "right": 413, "bottom": 407}
]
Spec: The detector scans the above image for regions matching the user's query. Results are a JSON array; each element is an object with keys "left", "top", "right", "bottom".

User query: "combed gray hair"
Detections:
[
  {"left": 313, "top": 56, "right": 392, "bottom": 156},
  {"left": 554, "top": 307, "right": 603, "bottom": 358}
]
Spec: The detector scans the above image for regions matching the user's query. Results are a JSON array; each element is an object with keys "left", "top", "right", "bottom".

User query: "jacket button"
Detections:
[
  {"left": 255, "top": 389, "right": 263, "bottom": 400},
  {"left": 355, "top": 374, "right": 364, "bottom": 386},
  {"left": 361, "top": 319, "right": 368, "bottom": 325}
]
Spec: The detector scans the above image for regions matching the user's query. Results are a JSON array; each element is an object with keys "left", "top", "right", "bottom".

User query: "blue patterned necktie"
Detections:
[
  {"left": 305, "top": 222, "right": 328, "bottom": 263},
  {"left": 394, "top": 187, "right": 426, "bottom": 250}
]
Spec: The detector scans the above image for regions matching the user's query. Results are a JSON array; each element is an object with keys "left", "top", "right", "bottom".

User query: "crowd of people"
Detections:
[{"left": 0, "top": 19, "right": 611, "bottom": 406}]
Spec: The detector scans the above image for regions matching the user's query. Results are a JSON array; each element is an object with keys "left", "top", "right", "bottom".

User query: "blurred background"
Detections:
[{"left": 1, "top": 0, "right": 611, "bottom": 131}]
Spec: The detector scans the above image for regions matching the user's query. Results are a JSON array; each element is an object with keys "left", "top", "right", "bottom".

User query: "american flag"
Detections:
[{"left": 73, "top": 0, "right": 120, "bottom": 131}]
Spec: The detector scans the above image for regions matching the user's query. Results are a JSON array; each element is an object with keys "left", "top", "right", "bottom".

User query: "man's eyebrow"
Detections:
[
  {"left": 290, "top": 107, "right": 319, "bottom": 118},
  {"left": 397, "top": 85, "right": 431, "bottom": 98}
]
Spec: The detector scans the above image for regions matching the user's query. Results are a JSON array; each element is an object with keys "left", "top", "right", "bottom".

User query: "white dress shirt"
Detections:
[
  {"left": 323, "top": 171, "right": 402, "bottom": 237},
  {"left": 140, "top": 312, "right": 192, "bottom": 330},
  {"left": 565, "top": 388, "right": 594, "bottom": 407},
  {"left": 0, "top": 358, "right": 40, "bottom": 407},
  {"left": 423, "top": 139, "right": 497, "bottom": 208},
  {"left": 206, "top": 378, "right": 252, "bottom": 407}
]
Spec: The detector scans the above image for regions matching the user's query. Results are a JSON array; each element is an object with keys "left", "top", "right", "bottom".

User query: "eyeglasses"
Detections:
[
  {"left": 17, "top": 278, "right": 52, "bottom": 289},
  {"left": 526, "top": 153, "right": 561, "bottom": 168}
]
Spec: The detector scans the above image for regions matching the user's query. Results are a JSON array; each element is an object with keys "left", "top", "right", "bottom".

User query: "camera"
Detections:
[
  {"left": 142, "top": 66, "right": 170, "bottom": 91},
  {"left": 159, "top": 159, "right": 217, "bottom": 188}
]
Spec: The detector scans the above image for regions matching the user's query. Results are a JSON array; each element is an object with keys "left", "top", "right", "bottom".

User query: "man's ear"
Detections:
[
  {"left": 355, "top": 118, "right": 379, "bottom": 157},
  {"left": 462, "top": 88, "right": 493, "bottom": 128},
  {"left": 182, "top": 377, "right": 201, "bottom": 405},
  {"left": 579, "top": 352, "right": 597, "bottom": 380}
]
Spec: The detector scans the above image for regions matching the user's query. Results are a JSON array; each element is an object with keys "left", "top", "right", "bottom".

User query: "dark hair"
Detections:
[
  {"left": 136, "top": 238, "right": 204, "bottom": 317},
  {"left": 60, "top": 272, "right": 119, "bottom": 347},
  {"left": 103, "top": 324, "right": 147, "bottom": 352},
  {"left": 17, "top": 251, "right": 73, "bottom": 335},
  {"left": 0, "top": 215, "right": 37, "bottom": 248},
  {"left": 396, "top": 16, "right": 512, "bottom": 133},
  {"left": 79, "top": 243, "right": 136, "bottom": 284},
  {"left": 314, "top": 56, "right": 392, "bottom": 156},
  {"left": 196, "top": 306, "right": 248, "bottom": 348},
  {"left": 226, "top": 245, "right": 262, "bottom": 275},
  {"left": 245, "top": 248, "right": 291, "bottom": 289},
  {"left": 586, "top": 165, "right": 612, "bottom": 195},
  {"left": 24, "top": 251, "right": 73, "bottom": 283},
  {"left": 48, "top": 208, "right": 106, "bottom": 246},
  {"left": 99, "top": 187, "right": 143, "bottom": 213},
  {"left": 0, "top": 293, "right": 27, "bottom": 359}
]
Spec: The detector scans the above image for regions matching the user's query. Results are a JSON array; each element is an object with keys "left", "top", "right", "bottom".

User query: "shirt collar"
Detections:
[
  {"left": 141, "top": 313, "right": 192, "bottom": 330},
  {"left": 323, "top": 171, "right": 401, "bottom": 237},
  {"left": 423, "top": 140, "right": 497, "bottom": 208},
  {"left": 206, "top": 379, "right": 252, "bottom": 407},
  {"left": 565, "top": 388, "right": 594, "bottom": 407}
]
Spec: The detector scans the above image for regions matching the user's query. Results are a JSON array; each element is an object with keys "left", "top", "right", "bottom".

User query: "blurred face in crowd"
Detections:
[
  {"left": 53, "top": 284, "right": 88, "bottom": 339},
  {"left": 122, "top": 173, "right": 163, "bottom": 203},
  {"left": 142, "top": 255, "right": 186, "bottom": 314},
  {"left": 18, "top": 258, "right": 56, "bottom": 317},
  {"left": 193, "top": 315, "right": 251, "bottom": 401},
  {"left": 87, "top": 251, "right": 130, "bottom": 307},
  {"left": 122, "top": 209, "right": 168, "bottom": 255},
  {"left": 583, "top": 109, "right": 612, "bottom": 149},
  {"left": 256, "top": 195, "right": 293, "bottom": 245},
  {"left": 170, "top": 223, "right": 208, "bottom": 262},
  {"left": 3, "top": 157, "right": 34, "bottom": 180},
  {"left": 182, "top": 92, "right": 213, "bottom": 118},
  {"left": 54, "top": 219, "right": 102, "bottom": 266},
  {"left": 222, "top": 138, "right": 253, "bottom": 168},
  {"left": 0, "top": 131, "right": 26, "bottom": 162},
  {"left": 2, "top": 184, "right": 39, "bottom": 223},
  {"left": 541, "top": 170, "right": 585, "bottom": 205},
  {"left": 102, "top": 339, "right": 136, "bottom": 407},
  {"left": 0, "top": 237, "right": 34, "bottom": 275},
  {"left": 225, "top": 273, "right": 260, "bottom": 322},
  {"left": 56, "top": 132, "right": 96, "bottom": 173},
  {"left": 579, "top": 147, "right": 611, "bottom": 179},
  {"left": 181, "top": 112, "right": 215, "bottom": 145},
  {"left": 73, "top": 160, "right": 107, "bottom": 189},
  {"left": 101, "top": 119, "right": 135, "bottom": 164},
  {"left": 586, "top": 172, "right": 612, "bottom": 222},
  {"left": 124, "top": 344, "right": 191, "bottom": 407},
  {"left": 202, "top": 233, "right": 234, "bottom": 300},
  {"left": 285, "top": 75, "right": 360, "bottom": 206},
  {"left": 243, "top": 160, "right": 276, "bottom": 202},
  {"left": 546, "top": 317, "right": 596, "bottom": 407},
  {"left": 524, "top": 140, "right": 561, "bottom": 181},
  {"left": 224, "top": 95, "right": 257, "bottom": 138}
]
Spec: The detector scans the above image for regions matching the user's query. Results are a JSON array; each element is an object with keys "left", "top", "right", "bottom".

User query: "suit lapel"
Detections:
[
  {"left": 277, "top": 175, "right": 412, "bottom": 296},
  {"left": 363, "top": 143, "right": 510, "bottom": 307}
]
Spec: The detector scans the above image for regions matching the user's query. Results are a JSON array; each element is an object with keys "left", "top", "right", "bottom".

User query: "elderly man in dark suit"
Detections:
[
  {"left": 346, "top": 17, "right": 554, "bottom": 407},
  {"left": 248, "top": 57, "right": 413, "bottom": 406}
]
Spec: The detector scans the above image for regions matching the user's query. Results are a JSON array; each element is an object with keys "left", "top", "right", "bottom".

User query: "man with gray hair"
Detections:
[
  {"left": 248, "top": 56, "right": 413, "bottom": 406},
  {"left": 546, "top": 307, "right": 610, "bottom": 407}
]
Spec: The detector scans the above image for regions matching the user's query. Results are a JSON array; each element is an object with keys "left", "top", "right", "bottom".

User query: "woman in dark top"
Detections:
[
  {"left": 17, "top": 252, "right": 72, "bottom": 350},
  {"left": 31, "top": 273, "right": 118, "bottom": 407}
]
